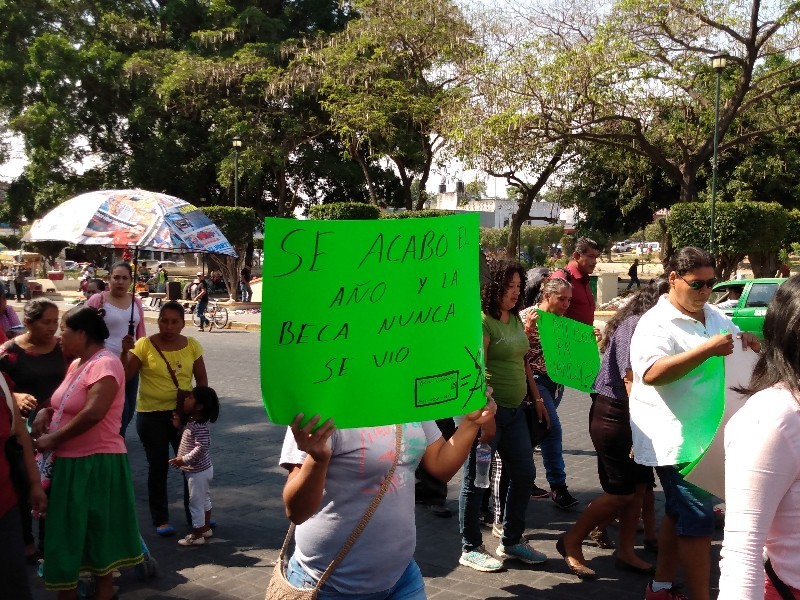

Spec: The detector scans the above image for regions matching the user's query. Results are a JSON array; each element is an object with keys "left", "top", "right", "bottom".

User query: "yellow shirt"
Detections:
[{"left": 132, "top": 336, "right": 203, "bottom": 412}]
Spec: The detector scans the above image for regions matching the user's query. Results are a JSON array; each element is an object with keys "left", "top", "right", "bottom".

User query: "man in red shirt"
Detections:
[
  {"left": 554, "top": 237, "right": 601, "bottom": 326},
  {"left": 532, "top": 237, "right": 602, "bottom": 511}
]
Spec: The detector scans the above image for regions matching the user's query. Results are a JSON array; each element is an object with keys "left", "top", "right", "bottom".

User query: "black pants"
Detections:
[
  {"left": 414, "top": 418, "right": 456, "bottom": 505},
  {"left": 136, "top": 410, "right": 190, "bottom": 527}
]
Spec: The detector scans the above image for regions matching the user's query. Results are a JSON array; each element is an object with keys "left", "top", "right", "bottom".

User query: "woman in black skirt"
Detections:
[{"left": 556, "top": 278, "right": 669, "bottom": 579}]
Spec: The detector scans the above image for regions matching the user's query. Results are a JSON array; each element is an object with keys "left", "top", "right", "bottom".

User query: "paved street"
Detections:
[{"left": 27, "top": 326, "right": 725, "bottom": 600}]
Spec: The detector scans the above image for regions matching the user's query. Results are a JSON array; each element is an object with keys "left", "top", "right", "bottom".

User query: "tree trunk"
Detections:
[
  {"left": 506, "top": 188, "right": 534, "bottom": 259},
  {"left": 276, "top": 169, "right": 288, "bottom": 217},
  {"left": 208, "top": 254, "right": 243, "bottom": 302},
  {"left": 716, "top": 252, "right": 745, "bottom": 281},
  {"left": 748, "top": 251, "right": 780, "bottom": 278},
  {"left": 390, "top": 156, "right": 413, "bottom": 210},
  {"left": 679, "top": 166, "right": 699, "bottom": 203},
  {"left": 350, "top": 138, "right": 378, "bottom": 206}
]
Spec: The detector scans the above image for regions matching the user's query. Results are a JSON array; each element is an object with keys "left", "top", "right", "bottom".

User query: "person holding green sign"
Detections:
[
  {"left": 556, "top": 279, "right": 668, "bottom": 580},
  {"left": 520, "top": 277, "right": 580, "bottom": 512},
  {"left": 629, "top": 247, "right": 760, "bottom": 600},
  {"left": 278, "top": 397, "right": 496, "bottom": 598},
  {"left": 458, "top": 260, "right": 546, "bottom": 573}
]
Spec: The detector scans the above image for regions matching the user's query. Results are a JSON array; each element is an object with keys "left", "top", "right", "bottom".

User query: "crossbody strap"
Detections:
[
  {"left": 150, "top": 337, "right": 181, "bottom": 390},
  {"left": 766, "top": 558, "right": 797, "bottom": 600},
  {"left": 278, "top": 425, "right": 403, "bottom": 589}
]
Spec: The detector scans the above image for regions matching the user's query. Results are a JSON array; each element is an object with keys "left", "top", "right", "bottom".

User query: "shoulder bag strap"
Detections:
[
  {"left": 766, "top": 557, "right": 797, "bottom": 600},
  {"left": 150, "top": 337, "right": 181, "bottom": 390},
  {"left": 277, "top": 425, "right": 404, "bottom": 590}
]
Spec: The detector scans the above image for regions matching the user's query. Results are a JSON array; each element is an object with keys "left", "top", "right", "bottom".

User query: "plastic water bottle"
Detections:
[{"left": 474, "top": 443, "right": 492, "bottom": 488}]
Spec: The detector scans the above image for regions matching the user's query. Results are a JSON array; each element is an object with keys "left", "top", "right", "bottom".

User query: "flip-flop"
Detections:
[{"left": 156, "top": 524, "right": 176, "bottom": 537}]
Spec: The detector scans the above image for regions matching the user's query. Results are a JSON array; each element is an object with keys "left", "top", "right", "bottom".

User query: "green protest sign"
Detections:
[
  {"left": 260, "top": 213, "right": 485, "bottom": 428},
  {"left": 536, "top": 310, "right": 600, "bottom": 392}
]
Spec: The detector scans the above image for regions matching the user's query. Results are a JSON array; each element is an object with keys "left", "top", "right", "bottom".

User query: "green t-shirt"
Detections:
[{"left": 482, "top": 312, "right": 529, "bottom": 409}]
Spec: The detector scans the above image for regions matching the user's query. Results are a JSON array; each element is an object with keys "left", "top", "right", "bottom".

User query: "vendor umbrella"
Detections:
[
  {"left": 27, "top": 189, "right": 238, "bottom": 330},
  {"left": 26, "top": 189, "right": 237, "bottom": 256}
]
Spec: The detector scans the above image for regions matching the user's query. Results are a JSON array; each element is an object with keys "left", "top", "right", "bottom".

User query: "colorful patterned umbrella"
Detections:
[{"left": 26, "top": 189, "right": 237, "bottom": 257}]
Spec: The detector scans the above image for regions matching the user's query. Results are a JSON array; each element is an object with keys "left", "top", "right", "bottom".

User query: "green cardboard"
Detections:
[
  {"left": 536, "top": 310, "right": 600, "bottom": 392},
  {"left": 679, "top": 356, "right": 726, "bottom": 477},
  {"left": 260, "top": 214, "right": 485, "bottom": 428}
]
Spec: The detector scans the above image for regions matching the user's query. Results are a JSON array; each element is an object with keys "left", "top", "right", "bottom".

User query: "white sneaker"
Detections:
[
  {"left": 178, "top": 534, "right": 205, "bottom": 546},
  {"left": 202, "top": 529, "right": 213, "bottom": 538}
]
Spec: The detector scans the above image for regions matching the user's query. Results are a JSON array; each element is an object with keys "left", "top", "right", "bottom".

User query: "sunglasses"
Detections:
[{"left": 679, "top": 275, "right": 718, "bottom": 290}]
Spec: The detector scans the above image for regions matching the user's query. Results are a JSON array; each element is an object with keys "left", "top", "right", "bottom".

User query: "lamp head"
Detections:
[
  {"left": 711, "top": 54, "right": 728, "bottom": 71},
  {"left": 232, "top": 136, "right": 242, "bottom": 149}
]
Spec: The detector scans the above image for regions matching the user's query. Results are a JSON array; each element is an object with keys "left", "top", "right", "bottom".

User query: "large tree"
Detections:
[
  {"left": 0, "top": 0, "right": 392, "bottom": 220},
  {"left": 286, "top": 0, "right": 478, "bottom": 209},
  {"left": 534, "top": 0, "right": 800, "bottom": 203}
]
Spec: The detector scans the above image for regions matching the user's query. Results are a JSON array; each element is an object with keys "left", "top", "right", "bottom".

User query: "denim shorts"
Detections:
[
  {"left": 285, "top": 555, "right": 426, "bottom": 600},
  {"left": 655, "top": 463, "right": 715, "bottom": 537}
]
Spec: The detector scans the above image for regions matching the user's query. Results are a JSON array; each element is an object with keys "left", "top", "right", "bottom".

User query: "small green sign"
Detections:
[
  {"left": 536, "top": 310, "right": 600, "bottom": 392},
  {"left": 260, "top": 214, "right": 485, "bottom": 428}
]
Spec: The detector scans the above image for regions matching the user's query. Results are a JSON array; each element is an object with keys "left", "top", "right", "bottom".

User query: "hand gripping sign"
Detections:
[{"left": 260, "top": 214, "right": 486, "bottom": 428}]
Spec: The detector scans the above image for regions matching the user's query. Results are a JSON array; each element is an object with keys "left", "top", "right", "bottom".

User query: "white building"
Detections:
[{"left": 429, "top": 187, "right": 563, "bottom": 229}]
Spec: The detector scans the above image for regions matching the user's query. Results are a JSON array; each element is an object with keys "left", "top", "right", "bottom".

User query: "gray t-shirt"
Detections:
[{"left": 279, "top": 422, "right": 441, "bottom": 593}]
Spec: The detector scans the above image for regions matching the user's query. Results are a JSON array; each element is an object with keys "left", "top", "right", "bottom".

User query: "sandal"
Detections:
[
  {"left": 178, "top": 534, "right": 206, "bottom": 546},
  {"left": 589, "top": 526, "right": 616, "bottom": 549}
]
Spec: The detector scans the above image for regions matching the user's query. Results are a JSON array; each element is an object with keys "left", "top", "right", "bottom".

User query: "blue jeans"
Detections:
[
  {"left": 239, "top": 281, "right": 252, "bottom": 302},
  {"left": 655, "top": 464, "right": 715, "bottom": 537},
  {"left": 196, "top": 300, "right": 208, "bottom": 328},
  {"left": 535, "top": 373, "right": 566, "bottom": 488},
  {"left": 285, "top": 556, "right": 426, "bottom": 599},
  {"left": 459, "top": 404, "right": 534, "bottom": 551}
]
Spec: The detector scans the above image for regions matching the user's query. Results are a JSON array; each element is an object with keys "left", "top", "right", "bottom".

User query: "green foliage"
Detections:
[
  {"left": 309, "top": 202, "right": 380, "bottom": 220},
  {"left": 380, "top": 209, "right": 456, "bottom": 219},
  {"left": 667, "top": 201, "right": 787, "bottom": 278},
  {"left": 479, "top": 225, "right": 563, "bottom": 252},
  {"left": 201, "top": 206, "right": 258, "bottom": 248},
  {"left": 784, "top": 210, "right": 800, "bottom": 246},
  {"left": 202, "top": 205, "right": 258, "bottom": 300},
  {"left": 25, "top": 240, "right": 68, "bottom": 265},
  {"left": 0, "top": 235, "right": 21, "bottom": 249},
  {"left": 289, "top": 0, "right": 477, "bottom": 209}
]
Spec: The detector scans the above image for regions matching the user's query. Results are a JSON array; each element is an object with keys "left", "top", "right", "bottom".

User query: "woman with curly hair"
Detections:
[
  {"left": 556, "top": 278, "right": 668, "bottom": 579},
  {"left": 458, "top": 259, "right": 546, "bottom": 572}
]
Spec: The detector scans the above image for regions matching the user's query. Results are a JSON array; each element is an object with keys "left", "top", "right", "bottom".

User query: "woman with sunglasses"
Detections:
[{"left": 628, "top": 247, "right": 760, "bottom": 600}]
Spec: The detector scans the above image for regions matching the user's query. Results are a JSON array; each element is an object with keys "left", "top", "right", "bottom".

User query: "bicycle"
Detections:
[{"left": 190, "top": 301, "right": 229, "bottom": 331}]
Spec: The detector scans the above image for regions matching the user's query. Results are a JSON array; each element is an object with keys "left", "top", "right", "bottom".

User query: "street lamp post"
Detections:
[
  {"left": 709, "top": 54, "right": 727, "bottom": 254},
  {"left": 232, "top": 136, "right": 242, "bottom": 208}
]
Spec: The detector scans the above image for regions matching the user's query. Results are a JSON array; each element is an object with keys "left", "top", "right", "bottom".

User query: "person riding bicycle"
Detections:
[{"left": 193, "top": 273, "right": 209, "bottom": 332}]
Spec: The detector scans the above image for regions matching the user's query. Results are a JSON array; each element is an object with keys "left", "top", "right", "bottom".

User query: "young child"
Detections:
[{"left": 168, "top": 386, "right": 220, "bottom": 546}]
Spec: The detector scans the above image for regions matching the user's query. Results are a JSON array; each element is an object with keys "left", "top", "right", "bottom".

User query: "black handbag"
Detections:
[{"left": 524, "top": 381, "right": 550, "bottom": 447}]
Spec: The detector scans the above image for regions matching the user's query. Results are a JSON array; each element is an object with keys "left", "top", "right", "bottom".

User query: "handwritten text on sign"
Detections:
[
  {"left": 260, "top": 214, "right": 485, "bottom": 428},
  {"left": 536, "top": 310, "right": 600, "bottom": 392}
]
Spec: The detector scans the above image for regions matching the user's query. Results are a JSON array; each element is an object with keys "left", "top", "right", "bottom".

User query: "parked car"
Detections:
[
  {"left": 611, "top": 241, "right": 633, "bottom": 253},
  {"left": 711, "top": 277, "right": 785, "bottom": 338},
  {"left": 63, "top": 260, "right": 79, "bottom": 271},
  {"left": 142, "top": 259, "right": 185, "bottom": 270}
]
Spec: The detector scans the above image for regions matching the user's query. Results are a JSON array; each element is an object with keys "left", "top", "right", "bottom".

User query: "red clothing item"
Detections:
[
  {"left": 551, "top": 261, "right": 595, "bottom": 326},
  {"left": 0, "top": 389, "right": 17, "bottom": 518}
]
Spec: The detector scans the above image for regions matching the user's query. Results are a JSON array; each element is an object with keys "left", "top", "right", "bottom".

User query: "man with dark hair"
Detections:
[{"left": 554, "top": 237, "right": 601, "bottom": 325}]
